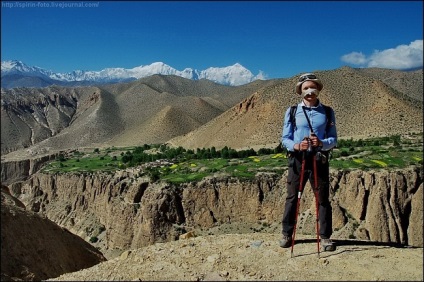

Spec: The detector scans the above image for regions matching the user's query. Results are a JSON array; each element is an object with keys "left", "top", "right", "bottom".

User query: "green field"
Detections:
[{"left": 41, "top": 133, "right": 423, "bottom": 184}]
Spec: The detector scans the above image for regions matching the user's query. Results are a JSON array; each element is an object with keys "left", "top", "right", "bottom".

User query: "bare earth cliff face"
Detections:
[{"left": 8, "top": 167, "right": 423, "bottom": 251}]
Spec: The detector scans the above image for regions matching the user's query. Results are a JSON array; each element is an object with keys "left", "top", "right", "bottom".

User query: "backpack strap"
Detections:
[
  {"left": 290, "top": 103, "right": 332, "bottom": 135},
  {"left": 322, "top": 104, "right": 334, "bottom": 159},
  {"left": 289, "top": 105, "right": 297, "bottom": 130},
  {"left": 322, "top": 104, "right": 333, "bottom": 138}
]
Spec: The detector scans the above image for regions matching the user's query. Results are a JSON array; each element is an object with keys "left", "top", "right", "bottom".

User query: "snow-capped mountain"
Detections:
[
  {"left": 1, "top": 60, "right": 56, "bottom": 78},
  {"left": 1, "top": 60, "right": 266, "bottom": 88}
]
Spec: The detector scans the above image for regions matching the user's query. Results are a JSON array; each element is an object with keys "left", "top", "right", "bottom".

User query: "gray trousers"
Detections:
[{"left": 282, "top": 151, "right": 333, "bottom": 239}]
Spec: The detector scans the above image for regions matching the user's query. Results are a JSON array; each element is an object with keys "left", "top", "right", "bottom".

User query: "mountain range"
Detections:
[
  {"left": 1, "top": 66, "right": 422, "bottom": 160},
  {"left": 1, "top": 60, "right": 265, "bottom": 89}
]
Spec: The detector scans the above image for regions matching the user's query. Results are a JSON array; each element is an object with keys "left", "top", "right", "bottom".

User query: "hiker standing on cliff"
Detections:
[{"left": 280, "top": 73, "right": 337, "bottom": 252}]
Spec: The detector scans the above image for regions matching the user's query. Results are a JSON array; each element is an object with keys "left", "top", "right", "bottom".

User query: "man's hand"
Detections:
[
  {"left": 298, "top": 138, "right": 310, "bottom": 151},
  {"left": 309, "top": 134, "right": 322, "bottom": 147},
  {"left": 296, "top": 135, "right": 322, "bottom": 151}
]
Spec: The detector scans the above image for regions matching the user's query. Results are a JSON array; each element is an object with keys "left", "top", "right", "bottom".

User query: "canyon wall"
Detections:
[{"left": 8, "top": 166, "right": 423, "bottom": 253}]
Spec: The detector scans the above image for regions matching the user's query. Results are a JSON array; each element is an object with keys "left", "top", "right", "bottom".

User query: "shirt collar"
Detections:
[{"left": 301, "top": 99, "right": 322, "bottom": 109}]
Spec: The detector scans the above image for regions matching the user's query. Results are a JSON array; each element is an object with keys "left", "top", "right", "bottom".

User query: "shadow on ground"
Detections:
[
  {"left": 288, "top": 238, "right": 419, "bottom": 258},
  {"left": 294, "top": 238, "right": 415, "bottom": 248}
]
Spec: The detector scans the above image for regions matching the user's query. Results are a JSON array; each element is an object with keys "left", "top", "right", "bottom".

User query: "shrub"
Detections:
[
  {"left": 56, "top": 154, "right": 66, "bottom": 162},
  {"left": 340, "top": 150, "right": 349, "bottom": 157}
]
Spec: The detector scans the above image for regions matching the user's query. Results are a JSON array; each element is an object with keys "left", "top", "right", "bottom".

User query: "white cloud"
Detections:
[
  {"left": 341, "top": 52, "right": 367, "bottom": 65},
  {"left": 255, "top": 70, "right": 268, "bottom": 80},
  {"left": 341, "top": 40, "right": 423, "bottom": 69}
]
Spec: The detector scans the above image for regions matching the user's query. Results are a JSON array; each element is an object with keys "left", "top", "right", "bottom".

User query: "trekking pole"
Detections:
[
  {"left": 313, "top": 151, "right": 321, "bottom": 258},
  {"left": 291, "top": 149, "right": 307, "bottom": 258}
]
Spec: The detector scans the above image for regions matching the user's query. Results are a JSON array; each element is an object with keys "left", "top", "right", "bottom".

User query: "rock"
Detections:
[
  {"left": 408, "top": 182, "right": 423, "bottom": 247},
  {"left": 179, "top": 231, "right": 196, "bottom": 240},
  {"left": 119, "top": 250, "right": 131, "bottom": 260},
  {"left": 250, "top": 240, "right": 264, "bottom": 248}
]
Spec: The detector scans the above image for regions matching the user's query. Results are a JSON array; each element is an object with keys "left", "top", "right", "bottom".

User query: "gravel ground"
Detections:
[{"left": 50, "top": 232, "right": 423, "bottom": 281}]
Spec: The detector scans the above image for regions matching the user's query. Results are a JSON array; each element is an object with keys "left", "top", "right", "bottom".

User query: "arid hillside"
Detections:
[
  {"left": 168, "top": 67, "right": 423, "bottom": 150},
  {"left": 1, "top": 75, "right": 277, "bottom": 158},
  {"left": 1, "top": 67, "right": 422, "bottom": 160},
  {"left": 356, "top": 67, "right": 423, "bottom": 103}
]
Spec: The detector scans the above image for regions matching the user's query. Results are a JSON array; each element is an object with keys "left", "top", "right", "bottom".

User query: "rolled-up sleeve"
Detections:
[{"left": 281, "top": 108, "right": 296, "bottom": 151}]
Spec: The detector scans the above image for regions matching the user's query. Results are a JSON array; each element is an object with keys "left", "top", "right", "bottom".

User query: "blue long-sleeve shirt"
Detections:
[{"left": 281, "top": 101, "right": 337, "bottom": 152}]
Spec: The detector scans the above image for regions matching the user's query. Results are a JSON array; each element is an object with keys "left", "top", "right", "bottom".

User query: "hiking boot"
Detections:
[
  {"left": 321, "top": 238, "right": 336, "bottom": 251},
  {"left": 279, "top": 235, "right": 292, "bottom": 248}
]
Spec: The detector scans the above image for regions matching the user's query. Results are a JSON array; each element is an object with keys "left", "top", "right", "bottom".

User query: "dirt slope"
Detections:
[
  {"left": 1, "top": 186, "right": 106, "bottom": 281},
  {"left": 49, "top": 232, "right": 423, "bottom": 281}
]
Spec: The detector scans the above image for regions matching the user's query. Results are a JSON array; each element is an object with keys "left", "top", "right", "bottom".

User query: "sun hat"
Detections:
[{"left": 295, "top": 73, "right": 323, "bottom": 95}]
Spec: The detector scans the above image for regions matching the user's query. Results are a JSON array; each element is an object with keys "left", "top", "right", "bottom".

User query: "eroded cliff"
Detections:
[{"left": 8, "top": 166, "right": 423, "bottom": 257}]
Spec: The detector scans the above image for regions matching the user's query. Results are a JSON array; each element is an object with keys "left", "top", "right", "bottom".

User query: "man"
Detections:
[{"left": 280, "top": 73, "right": 337, "bottom": 251}]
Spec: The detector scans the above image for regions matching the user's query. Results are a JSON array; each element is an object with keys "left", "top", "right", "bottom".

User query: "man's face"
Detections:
[{"left": 301, "top": 81, "right": 319, "bottom": 100}]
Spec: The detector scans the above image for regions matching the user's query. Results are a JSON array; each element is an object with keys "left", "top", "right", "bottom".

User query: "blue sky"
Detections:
[{"left": 1, "top": 1, "right": 423, "bottom": 79}]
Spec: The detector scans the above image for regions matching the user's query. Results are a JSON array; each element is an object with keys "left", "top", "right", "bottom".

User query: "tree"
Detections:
[
  {"left": 221, "top": 146, "right": 229, "bottom": 159},
  {"left": 274, "top": 143, "right": 284, "bottom": 153},
  {"left": 122, "top": 154, "right": 132, "bottom": 163},
  {"left": 56, "top": 154, "right": 66, "bottom": 162},
  {"left": 228, "top": 148, "right": 238, "bottom": 158},
  {"left": 211, "top": 147, "right": 218, "bottom": 158}
]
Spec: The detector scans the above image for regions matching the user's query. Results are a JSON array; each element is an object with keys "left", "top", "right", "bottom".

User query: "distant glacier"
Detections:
[{"left": 1, "top": 60, "right": 267, "bottom": 88}]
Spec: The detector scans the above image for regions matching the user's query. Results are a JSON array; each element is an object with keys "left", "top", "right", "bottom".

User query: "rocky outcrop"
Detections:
[
  {"left": 8, "top": 166, "right": 423, "bottom": 256},
  {"left": 1, "top": 153, "right": 56, "bottom": 186},
  {"left": 1, "top": 186, "right": 106, "bottom": 281},
  {"left": 332, "top": 168, "right": 423, "bottom": 246},
  {"left": 181, "top": 173, "right": 284, "bottom": 227}
]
